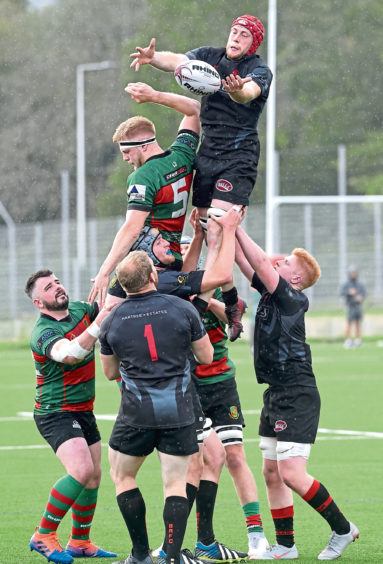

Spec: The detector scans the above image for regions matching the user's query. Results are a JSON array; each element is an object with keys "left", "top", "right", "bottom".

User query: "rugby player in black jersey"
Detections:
[
  {"left": 129, "top": 15, "right": 273, "bottom": 342},
  {"left": 105, "top": 208, "right": 252, "bottom": 562},
  {"left": 235, "top": 226, "right": 359, "bottom": 561},
  {"left": 99, "top": 250, "right": 213, "bottom": 564}
]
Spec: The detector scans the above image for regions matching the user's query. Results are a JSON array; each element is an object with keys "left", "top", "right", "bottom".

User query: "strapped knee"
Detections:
[
  {"left": 275, "top": 441, "right": 312, "bottom": 461},
  {"left": 198, "top": 417, "right": 212, "bottom": 443},
  {"left": 215, "top": 424, "right": 243, "bottom": 446},
  {"left": 259, "top": 436, "right": 277, "bottom": 460}
]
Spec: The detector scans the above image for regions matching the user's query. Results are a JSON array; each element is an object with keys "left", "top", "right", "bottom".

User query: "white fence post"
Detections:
[
  {"left": 61, "top": 170, "right": 70, "bottom": 291},
  {"left": 0, "top": 201, "right": 17, "bottom": 320}
]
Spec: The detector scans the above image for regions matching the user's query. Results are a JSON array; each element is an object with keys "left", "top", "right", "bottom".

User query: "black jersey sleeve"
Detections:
[
  {"left": 157, "top": 270, "right": 204, "bottom": 297},
  {"left": 251, "top": 271, "right": 266, "bottom": 293},
  {"left": 181, "top": 299, "right": 207, "bottom": 341},
  {"left": 273, "top": 277, "right": 309, "bottom": 315},
  {"left": 246, "top": 58, "right": 273, "bottom": 100},
  {"left": 99, "top": 311, "right": 116, "bottom": 355}
]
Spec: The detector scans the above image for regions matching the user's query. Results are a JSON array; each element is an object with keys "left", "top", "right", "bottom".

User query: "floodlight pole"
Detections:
[
  {"left": 76, "top": 61, "right": 116, "bottom": 267},
  {"left": 265, "top": 0, "right": 277, "bottom": 254}
]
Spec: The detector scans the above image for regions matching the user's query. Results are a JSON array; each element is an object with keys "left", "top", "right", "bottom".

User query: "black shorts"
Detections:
[
  {"left": 34, "top": 411, "right": 101, "bottom": 453},
  {"left": 109, "top": 417, "right": 199, "bottom": 457},
  {"left": 192, "top": 144, "right": 260, "bottom": 208},
  {"left": 259, "top": 385, "right": 321, "bottom": 444},
  {"left": 347, "top": 306, "right": 362, "bottom": 322},
  {"left": 197, "top": 378, "right": 245, "bottom": 428},
  {"left": 191, "top": 377, "right": 206, "bottom": 436}
]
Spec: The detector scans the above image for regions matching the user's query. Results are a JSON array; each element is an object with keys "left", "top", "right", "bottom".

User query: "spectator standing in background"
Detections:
[{"left": 341, "top": 266, "right": 366, "bottom": 348}]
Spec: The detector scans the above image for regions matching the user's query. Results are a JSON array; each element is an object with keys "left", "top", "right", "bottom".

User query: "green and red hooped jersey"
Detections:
[
  {"left": 30, "top": 301, "right": 98, "bottom": 414},
  {"left": 126, "top": 130, "right": 199, "bottom": 262},
  {"left": 196, "top": 289, "right": 236, "bottom": 385}
]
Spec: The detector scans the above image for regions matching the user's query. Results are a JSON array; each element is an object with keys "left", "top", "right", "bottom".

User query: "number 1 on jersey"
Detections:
[{"left": 144, "top": 324, "right": 158, "bottom": 362}]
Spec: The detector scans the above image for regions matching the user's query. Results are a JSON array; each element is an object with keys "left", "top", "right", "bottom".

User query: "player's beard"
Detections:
[{"left": 43, "top": 292, "right": 69, "bottom": 311}]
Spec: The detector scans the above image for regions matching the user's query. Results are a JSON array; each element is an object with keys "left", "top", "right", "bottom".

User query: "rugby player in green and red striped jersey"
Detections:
[
  {"left": 25, "top": 270, "right": 116, "bottom": 564},
  {"left": 89, "top": 82, "right": 201, "bottom": 307}
]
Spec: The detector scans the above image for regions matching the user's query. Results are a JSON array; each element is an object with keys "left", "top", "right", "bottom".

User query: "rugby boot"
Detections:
[
  {"left": 225, "top": 298, "right": 247, "bottom": 342},
  {"left": 112, "top": 553, "right": 154, "bottom": 564},
  {"left": 30, "top": 527, "right": 73, "bottom": 563},
  {"left": 151, "top": 544, "right": 163, "bottom": 557},
  {"left": 157, "top": 548, "right": 210, "bottom": 564},
  {"left": 318, "top": 521, "right": 359, "bottom": 560},
  {"left": 66, "top": 536, "right": 116, "bottom": 558},
  {"left": 194, "top": 540, "right": 248, "bottom": 562},
  {"left": 253, "top": 543, "right": 298, "bottom": 559},
  {"left": 248, "top": 533, "right": 270, "bottom": 559}
]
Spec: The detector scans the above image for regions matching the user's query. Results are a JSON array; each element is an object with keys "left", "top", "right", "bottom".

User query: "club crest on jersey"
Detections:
[
  {"left": 128, "top": 184, "right": 146, "bottom": 201},
  {"left": 216, "top": 179, "right": 233, "bottom": 192},
  {"left": 274, "top": 420, "right": 287, "bottom": 432},
  {"left": 229, "top": 406, "right": 239, "bottom": 420}
]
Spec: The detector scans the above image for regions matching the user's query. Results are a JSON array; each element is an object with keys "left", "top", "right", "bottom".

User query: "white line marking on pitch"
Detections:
[{"left": 0, "top": 413, "right": 381, "bottom": 451}]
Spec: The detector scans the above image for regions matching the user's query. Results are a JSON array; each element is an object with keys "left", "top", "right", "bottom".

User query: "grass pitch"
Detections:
[{"left": 0, "top": 339, "right": 382, "bottom": 563}]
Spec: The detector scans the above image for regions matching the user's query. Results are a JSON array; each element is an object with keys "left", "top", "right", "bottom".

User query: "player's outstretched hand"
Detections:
[
  {"left": 130, "top": 38, "right": 156, "bottom": 71},
  {"left": 188, "top": 208, "right": 204, "bottom": 239},
  {"left": 222, "top": 73, "right": 252, "bottom": 93},
  {"left": 88, "top": 272, "right": 110, "bottom": 307},
  {"left": 125, "top": 82, "right": 157, "bottom": 104},
  {"left": 210, "top": 205, "right": 244, "bottom": 230}
]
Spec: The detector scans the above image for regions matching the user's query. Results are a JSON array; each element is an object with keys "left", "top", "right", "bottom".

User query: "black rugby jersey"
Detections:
[
  {"left": 99, "top": 290, "right": 206, "bottom": 428},
  {"left": 186, "top": 47, "right": 272, "bottom": 155},
  {"left": 108, "top": 269, "right": 204, "bottom": 300},
  {"left": 252, "top": 274, "right": 316, "bottom": 387}
]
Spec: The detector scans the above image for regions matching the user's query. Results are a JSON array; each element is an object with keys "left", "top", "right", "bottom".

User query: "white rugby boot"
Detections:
[
  {"left": 318, "top": 521, "right": 359, "bottom": 560},
  {"left": 248, "top": 532, "right": 269, "bottom": 559}
]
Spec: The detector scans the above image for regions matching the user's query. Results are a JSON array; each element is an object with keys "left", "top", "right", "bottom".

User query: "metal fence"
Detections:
[{"left": 2, "top": 201, "right": 382, "bottom": 318}]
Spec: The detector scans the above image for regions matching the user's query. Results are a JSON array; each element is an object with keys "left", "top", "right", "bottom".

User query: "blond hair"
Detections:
[
  {"left": 113, "top": 116, "right": 155, "bottom": 143},
  {"left": 292, "top": 248, "right": 321, "bottom": 289},
  {"left": 117, "top": 251, "right": 153, "bottom": 293}
]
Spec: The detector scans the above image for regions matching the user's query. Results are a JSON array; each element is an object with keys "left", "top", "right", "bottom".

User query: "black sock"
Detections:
[
  {"left": 222, "top": 287, "right": 238, "bottom": 307},
  {"left": 271, "top": 506, "right": 295, "bottom": 548},
  {"left": 116, "top": 488, "right": 149, "bottom": 559},
  {"left": 163, "top": 496, "right": 189, "bottom": 563},
  {"left": 162, "top": 484, "right": 197, "bottom": 552},
  {"left": 186, "top": 482, "right": 198, "bottom": 515},
  {"left": 196, "top": 480, "right": 218, "bottom": 545},
  {"left": 303, "top": 480, "right": 350, "bottom": 535}
]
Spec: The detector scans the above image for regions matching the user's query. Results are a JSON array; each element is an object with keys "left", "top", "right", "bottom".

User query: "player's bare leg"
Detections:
[
  {"left": 222, "top": 443, "right": 268, "bottom": 558},
  {"left": 199, "top": 200, "right": 247, "bottom": 342}
]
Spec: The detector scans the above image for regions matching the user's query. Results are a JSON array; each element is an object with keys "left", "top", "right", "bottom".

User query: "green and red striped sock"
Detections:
[
  {"left": 38, "top": 475, "right": 84, "bottom": 533},
  {"left": 243, "top": 501, "right": 263, "bottom": 533},
  {"left": 70, "top": 487, "right": 99, "bottom": 540}
]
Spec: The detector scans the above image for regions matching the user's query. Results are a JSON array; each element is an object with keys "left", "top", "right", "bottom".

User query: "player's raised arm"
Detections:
[
  {"left": 190, "top": 333, "right": 213, "bottom": 365},
  {"left": 236, "top": 225, "right": 279, "bottom": 293},
  {"left": 88, "top": 209, "right": 149, "bottom": 305},
  {"left": 125, "top": 82, "right": 200, "bottom": 134},
  {"left": 130, "top": 37, "right": 188, "bottom": 72},
  {"left": 199, "top": 206, "right": 243, "bottom": 294}
]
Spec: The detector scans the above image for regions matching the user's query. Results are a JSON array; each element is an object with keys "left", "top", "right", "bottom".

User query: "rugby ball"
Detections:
[{"left": 174, "top": 60, "right": 221, "bottom": 96}]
